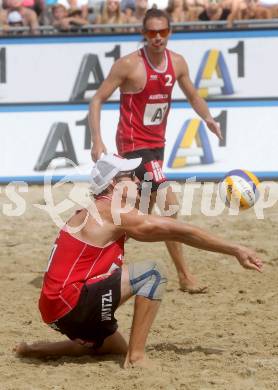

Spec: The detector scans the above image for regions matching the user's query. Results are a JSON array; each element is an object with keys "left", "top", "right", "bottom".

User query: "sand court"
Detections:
[{"left": 0, "top": 182, "right": 277, "bottom": 390}]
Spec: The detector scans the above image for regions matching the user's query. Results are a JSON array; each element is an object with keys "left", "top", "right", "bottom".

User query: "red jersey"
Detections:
[
  {"left": 39, "top": 224, "right": 124, "bottom": 324},
  {"left": 116, "top": 47, "right": 176, "bottom": 155}
]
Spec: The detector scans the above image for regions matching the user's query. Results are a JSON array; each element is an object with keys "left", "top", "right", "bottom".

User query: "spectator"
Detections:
[
  {"left": 57, "top": 0, "right": 89, "bottom": 19},
  {"left": 51, "top": 3, "right": 88, "bottom": 29},
  {"left": 21, "top": 0, "right": 44, "bottom": 18},
  {"left": 187, "top": 0, "right": 207, "bottom": 17},
  {"left": 241, "top": 0, "right": 272, "bottom": 18},
  {"left": 224, "top": 0, "right": 247, "bottom": 26},
  {"left": 94, "top": 0, "right": 127, "bottom": 32},
  {"left": 166, "top": 0, "right": 196, "bottom": 24},
  {"left": 226, "top": 0, "right": 271, "bottom": 26},
  {"left": 258, "top": 0, "right": 278, "bottom": 16},
  {"left": 127, "top": 0, "right": 148, "bottom": 24},
  {"left": 88, "top": 0, "right": 103, "bottom": 16},
  {"left": 199, "top": 0, "right": 230, "bottom": 21},
  {"left": 5, "top": 0, "right": 39, "bottom": 33},
  {"left": 121, "top": 0, "right": 135, "bottom": 17},
  {"left": 41, "top": 0, "right": 57, "bottom": 25}
]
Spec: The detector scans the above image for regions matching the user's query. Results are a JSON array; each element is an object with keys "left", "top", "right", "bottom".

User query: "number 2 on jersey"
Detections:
[{"left": 165, "top": 74, "right": 173, "bottom": 87}]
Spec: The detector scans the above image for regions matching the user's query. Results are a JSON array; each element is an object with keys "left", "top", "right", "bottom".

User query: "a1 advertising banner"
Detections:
[
  {"left": 0, "top": 30, "right": 278, "bottom": 103},
  {"left": 1, "top": 101, "right": 277, "bottom": 183}
]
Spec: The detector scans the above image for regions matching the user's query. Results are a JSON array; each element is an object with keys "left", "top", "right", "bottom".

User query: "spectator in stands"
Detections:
[
  {"left": 186, "top": 0, "right": 207, "bottom": 17},
  {"left": 121, "top": 0, "right": 135, "bottom": 17},
  {"left": 57, "top": 0, "right": 89, "bottom": 19},
  {"left": 87, "top": 0, "right": 103, "bottom": 17},
  {"left": 21, "top": 0, "right": 44, "bottom": 18},
  {"left": 94, "top": 0, "right": 127, "bottom": 32},
  {"left": 5, "top": 0, "right": 39, "bottom": 33},
  {"left": 225, "top": 0, "right": 271, "bottom": 26},
  {"left": 51, "top": 2, "right": 88, "bottom": 29},
  {"left": 166, "top": 0, "right": 196, "bottom": 25},
  {"left": 198, "top": 0, "right": 230, "bottom": 21},
  {"left": 127, "top": 0, "right": 148, "bottom": 25},
  {"left": 241, "top": 0, "right": 272, "bottom": 18},
  {"left": 258, "top": 0, "right": 278, "bottom": 17}
]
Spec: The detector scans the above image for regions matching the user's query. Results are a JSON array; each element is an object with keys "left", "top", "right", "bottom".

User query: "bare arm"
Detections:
[
  {"left": 120, "top": 213, "right": 263, "bottom": 272},
  {"left": 88, "top": 57, "right": 130, "bottom": 161},
  {"left": 25, "top": 8, "right": 39, "bottom": 35},
  {"left": 175, "top": 54, "right": 222, "bottom": 139},
  {"left": 0, "top": 10, "right": 8, "bottom": 29},
  {"left": 257, "top": 6, "right": 272, "bottom": 19},
  {"left": 227, "top": 0, "right": 241, "bottom": 28},
  {"left": 67, "top": 15, "right": 88, "bottom": 25}
]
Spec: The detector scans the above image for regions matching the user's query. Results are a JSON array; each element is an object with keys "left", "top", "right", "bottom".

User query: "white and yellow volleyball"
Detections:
[{"left": 219, "top": 169, "right": 260, "bottom": 209}]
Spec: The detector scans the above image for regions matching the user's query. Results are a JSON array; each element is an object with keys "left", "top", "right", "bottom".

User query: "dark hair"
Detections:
[{"left": 142, "top": 8, "right": 171, "bottom": 30}]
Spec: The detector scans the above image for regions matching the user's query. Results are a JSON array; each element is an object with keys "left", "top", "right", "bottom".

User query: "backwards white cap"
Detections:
[
  {"left": 8, "top": 11, "right": 23, "bottom": 24},
  {"left": 90, "top": 153, "right": 142, "bottom": 195}
]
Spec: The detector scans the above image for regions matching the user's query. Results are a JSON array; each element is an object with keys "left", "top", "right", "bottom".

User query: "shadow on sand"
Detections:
[{"left": 149, "top": 342, "right": 224, "bottom": 356}]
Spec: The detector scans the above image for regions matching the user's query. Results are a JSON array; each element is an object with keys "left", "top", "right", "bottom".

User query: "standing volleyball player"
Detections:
[{"left": 89, "top": 8, "right": 221, "bottom": 293}]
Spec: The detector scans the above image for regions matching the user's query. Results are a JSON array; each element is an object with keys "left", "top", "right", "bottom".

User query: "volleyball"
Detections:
[{"left": 219, "top": 169, "right": 260, "bottom": 209}]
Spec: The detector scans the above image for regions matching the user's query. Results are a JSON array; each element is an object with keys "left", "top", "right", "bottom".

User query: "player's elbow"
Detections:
[{"left": 90, "top": 93, "right": 104, "bottom": 107}]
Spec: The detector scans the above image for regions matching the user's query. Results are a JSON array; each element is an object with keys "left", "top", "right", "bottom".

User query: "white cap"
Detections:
[
  {"left": 8, "top": 11, "right": 23, "bottom": 24},
  {"left": 90, "top": 153, "right": 142, "bottom": 195}
]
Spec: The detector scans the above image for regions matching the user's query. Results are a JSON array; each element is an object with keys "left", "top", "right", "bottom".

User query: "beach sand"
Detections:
[{"left": 0, "top": 182, "right": 277, "bottom": 390}]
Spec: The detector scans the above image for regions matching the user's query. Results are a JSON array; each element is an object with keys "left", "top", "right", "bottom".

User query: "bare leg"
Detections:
[
  {"left": 14, "top": 331, "right": 128, "bottom": 359},
  {"left": 14, "top": 266, "right": 132, "bottom": 360},
  {"left": 155, "top": 188, "right": 208, "bottom": 294},
  {"left": 14, "top": 339, "right": 93, "bottom": 359},
  {"left": 124, "top": 296, "right": 160, "bottom": 369}
]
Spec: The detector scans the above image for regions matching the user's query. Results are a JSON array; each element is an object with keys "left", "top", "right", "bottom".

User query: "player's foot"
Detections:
[
  {"left": 123, "top": 353, "right": 155, "bottom": 369},
  {"left": 179, "top": 274, "right": 208, "bottom": 294},
  {"left": 14, "top": 342, "right": 39, "bottom": 358}
]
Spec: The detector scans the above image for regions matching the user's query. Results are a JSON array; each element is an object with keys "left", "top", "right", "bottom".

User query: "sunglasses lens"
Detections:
[
  {"left": 146, "top": 28, "right": 169, "bottom": 38},
  {"left": 146, "top": 30, "right": 156, "bottom": 38},
  {"left": 160, "top": 28, "right": 169, "bottom": 37}
]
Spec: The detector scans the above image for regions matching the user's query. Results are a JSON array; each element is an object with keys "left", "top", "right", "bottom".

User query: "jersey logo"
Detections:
[
  {"left": 150, "top": 74, "right": 158, "bottom": 80},
  {"left": 143, "top": 103, "right": 169, "bottom": 126},
  {"left": 144, "top": 160, "right": 166, "bottom": 184},
  {"left": 149, "top": 94, "right": 168, "bottom": 100},
  {"left": 101, "top": 290, "right": 113, "bottom": 321}
]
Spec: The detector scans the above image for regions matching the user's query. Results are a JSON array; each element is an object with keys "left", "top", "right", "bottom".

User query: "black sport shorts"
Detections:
[
  {"left": 123, "top": 148, "right": 167, "bottom": 192},
  {"left": 50, "top": 269, "right": 122, "bottom": 349}
]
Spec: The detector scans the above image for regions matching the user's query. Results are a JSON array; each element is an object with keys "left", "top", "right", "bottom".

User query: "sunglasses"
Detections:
[{"left": 144, "top": 28, "right": 170, "bottom": 39}]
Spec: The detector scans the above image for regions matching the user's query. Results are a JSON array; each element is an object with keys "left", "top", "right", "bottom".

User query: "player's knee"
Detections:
[{"left": 128, "top": 260, "right": 168, "bottom": 301}]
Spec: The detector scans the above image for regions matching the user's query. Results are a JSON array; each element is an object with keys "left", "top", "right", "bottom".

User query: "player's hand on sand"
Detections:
[
  {"left": 235, "top": 246, "right": 263, "bottom": 272},
  {"left": 205, "top": 118, "right": 223, "bottom": 140},
  {"left": 91, "top": 141, "right": 107, "bottom": 162}
]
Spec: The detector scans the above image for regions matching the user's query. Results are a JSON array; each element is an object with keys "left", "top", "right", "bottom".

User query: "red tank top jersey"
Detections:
[
  {"left": 116, "top": 47, "right": 176, "bottom": 155},
  {"left": 39, "top": 227, "right": 124, "bottom": 324}
]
